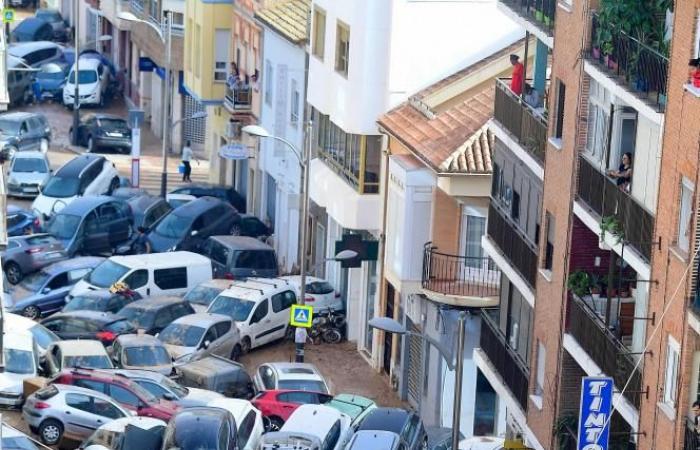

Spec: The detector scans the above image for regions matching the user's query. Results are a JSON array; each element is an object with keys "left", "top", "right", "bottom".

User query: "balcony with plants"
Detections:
[{"left": 497, "top": 0, "right": 555, "bottom": 39}]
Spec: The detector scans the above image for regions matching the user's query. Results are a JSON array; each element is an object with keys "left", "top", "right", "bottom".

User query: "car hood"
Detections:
[
  {"left": 0, "top": 371, "right": 32, "bottom": 394},
  {"left": 180, "top": 387, "right": 224, "bottom": 407},
  {"left": 163, "top": 344, "right": 195, "bottom": 360},
  {"left": 32, "top": 193, "right": 76, "bottom": 218},
  {"left": 147, "top": 233, "right": 181, "bottom": 253},
  {"left": 123, "top": 363, "right": 172, "bottom": 376},
  {"left": 190, "top": 304, "right": 208, "bottom": 314},
  {"left": 38, "top": 78, "right": 64, "bottom": 90},
  {"left": 69, "top": 279, "right": 97, "bottom": 297},
  {"left": 9, "top": 172, "right": 50, "bottom": 185}
]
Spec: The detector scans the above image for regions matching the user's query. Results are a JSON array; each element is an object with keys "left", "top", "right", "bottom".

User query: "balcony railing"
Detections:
[
  {"left": 494, "top": 79, "right": 548, "bottom": 165},
  {"left": 589, "top": 13, "right": 669, "bottom": 112},
  {"left": 684, "top": 418, "right": 700, "bottom": 450},
  {"left": 421, "top": 243, "right": 500, "bottom": 300},
  {"left": 576, "top": 156, "right": 654, "bottom": 261},
  {"left": 498, "top": 0, "right": 555, "bottom": 35},
  {"left": 487, "top": 203, "right": 538, "bottom": 288},
  {"left": 225, "top": 85, "right": 253, "bottom": 111},
  {"left": 567, "top": 294, "right": 642, "bottom": 408},
  {"left": 480, "top": 311, "right": 530, "bottom": 412}
]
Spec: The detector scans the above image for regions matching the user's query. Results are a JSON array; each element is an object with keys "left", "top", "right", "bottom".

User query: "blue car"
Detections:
[
  {"left": 6, "top": 205, "right": 41, "bottom": 237},
  {"left": 35, "top": 63, "right": 69, "bottom": 101},
  {"left": 6, "top": 256, "right": 104, "bottom": 319}
]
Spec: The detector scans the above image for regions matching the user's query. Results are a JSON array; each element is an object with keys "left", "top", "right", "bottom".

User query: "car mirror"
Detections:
[
  {"left": 202, "top": 340, "right": 211, "bottom": 349},
  {"left": 41, "top": 287, "right": 51, "bottom": 294},
  {"left": 190, "top": 230, "right": 199, "bottom": 237},
  {"left": 163, "top": 392, "right": 177, "bottom": 401}
]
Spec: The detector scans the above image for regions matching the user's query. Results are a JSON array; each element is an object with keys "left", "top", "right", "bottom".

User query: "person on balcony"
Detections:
[
  {"left": 510, "top": 54, "right": 524, "bottom": 96},
  {"left": 524, "top": 83, "right": 541, "bottom": 108},
  {"left": 607, "top": 152, "right": 633, "bottom": 191},
  {"left": 227, "top": 62, "right": 240, "bottom": 90}
]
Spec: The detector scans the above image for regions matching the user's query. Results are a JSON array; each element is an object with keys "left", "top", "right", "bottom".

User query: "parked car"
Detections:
[
  {"left": 166, "top": 192, "right": 195, "bottom": 209},
  {"left": 162, "top": 407, "right": 237, "bottom": 450},
  {"left": 208, "top": 278, "right": 296, "bottom": 353},
  {"left": 63, "top": 57, "right": 111, "bottom": 107},
  {"left": 116, "top": 296, "right": 195, "bottom": 335},
  {"left": 201, "top": 236, "right": 278, "bottom": 279},
  {"left": 6, "top": 151, "right": 51, "bottom": 198},
  {"left": 207, "top": 398, "right": 264, "bottom": 450},
  {"left": 40, "top": 311, "right": 136, "bottom": 346},
  {"left": 2, "top": 234, "right": 67, "bottom": 284},
  {"left": 126, "top": 194, "right": 172, "bottom": 231},
  {"left": 6, "top": 205, "right": 41, "bottom": 236},
  {"left": 6, "top": 256, "right": 103, "bottom": 319},
  {"left": 356, "top": 408, "right": 428, "bottom": 450},
  {"left": 174, "top": 355, "right": 255, "bottom": 399},
  {"left": 158, "top": 313, "right": 241, "bottom": 362},
  {"left": 51, "top": 368, "right": 180, "bottom": 421},
  {"left": 258, "top": 432, "right": 324, "bottom": 450},
  {"left": 23, "top": 384, "right": 132, "bottom": 446},
  {"left": 170, "top": 183, "right": 246, "bottom": 213},
  {"left": 63, "top": 290, "right": 142, "bottom": 314},
  {"left": 147, "top": 197, "right": 241, "bottom": 253},
  {"left": 71, "top": 114, "right": 132, "bottom": 154},
  {"left": 253, "top": 363, "right": 330, "bottom": 394},
  {"left": 32, "top": 154, "right": 120, "bottom": 219},
  {"left": 6, "top": 55, "right": 34, "bottom": 105},
  {"left": 35, "top": 62, "right": 70, "bottom": 101},
  {"left": 5, "top": 312, "right": 61, "bottom": 357},
  {"left": 44, "top": 340, "right": 114, "bottom": 377},
  {"left": 111, "top": 187, "right": 148, "bottom": 201},
  {"left": 111, "top": 368, "right": 224, "bottom": 407},
  {"left": 233, "top": 214, "right": 271, "bottom": 239},
  {"left": 35, "top": 9, "right": 69, "bottom": 42},
  {"left": 110, "top": 335, "right": 172, "bottom": 375},
  {"left": 80, "top": 416, "right": 166, "bottom": 450},
  {"left": 11, "top": 18, "right": 53, "bottom": 43},
  {"left": 345, "top": 431, "right": 403, "bottom": 450},
  {"left": 280, "top": 404, "right": 353, "bottom": 450},
  {"left": 251, "top": 390, "right": 333, "bottom": 430},
  {"left": 1, "top": 424, "right": 41, "bottom": 450},
  {"left": 8, "top": 41, "right": 64, "bottom": 68},
  {"left": 183, "top": 279, "right": 233, "bottom": 313},
  {"left": 326, "top": 394, "right": 376, "bottom": 430},
  {"left": 282, "top": 275, "right": 343, "bottom": 313},
  {"left": 70, "top": 251, "right": 213, "bottom": 298},
  {"left": 0, "top": 331, "right": 40, "bottom": 407},
  {"left": 0, "top": 111, "right": 51, "bottom": 159}
]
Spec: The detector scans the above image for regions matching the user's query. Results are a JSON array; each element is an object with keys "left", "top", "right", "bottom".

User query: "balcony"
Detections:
[
  {"left": 480, "top": 311, "right": 530, "bottom": 412},
  {"left": 567, "top": 294, "right": 642, "bottom": 408},
  {"left": 576, "top": 156, "right": 654, "bottom": 261},
  {"left": 498, "top": 0, "right": 555, "bottom": 38},
  {"left": 225, "top": 85, "right": 253, "bottom": 112},
  {"left": 493, "top": 79, "right": 548, "bottom": 166},
  {"left": 684, "top": 418, "right": 700, "bottom": 450},
  {"left": 487, "top": 203, "right": 538, "bottom": 288},
  {"left": 588, "top": 13, "right": 669, "bottom": 112},
  {"left": 421, "top": 243, "right": 500, "bottom": 307}
]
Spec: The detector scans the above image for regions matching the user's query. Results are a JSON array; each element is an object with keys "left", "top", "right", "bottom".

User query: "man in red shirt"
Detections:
[{"left": 510, "top": 54, "right": 524, "bottom": 95}]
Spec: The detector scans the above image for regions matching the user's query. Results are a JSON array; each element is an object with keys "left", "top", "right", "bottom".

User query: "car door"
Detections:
[
  {"left": 211, "top": 319, "right": 235, "bottom": 358},
  {"left": 17, "top": 120, "right": 32, "bottom": 151},
  {"left": 403, "top": 414, "right": 422, "bottom": 450},
  {"left": 248, "top": 299, "right": 272, "bottom": 347},
  {"left": 65, "top": 393, "right": 125, "bottom": 438},
  {"left": 83, "top": 162, "right": 106, "bottom": 196},
  {"left": 198, "top": 324, "right": 220, "bottom": 359},
  {"left": 41, "top": 271, "right": 71, "bottom": 312},
  {"left": 204, "top": 239, "right": 230, "bottom": 278},
  {"left": 26, "top": 118, "right": 43, "bottom": 150},
  {"left": 269, "top": 290, "right": 295, "bottom": 340},
  {"left": 122, "top": 269, "right": 149, "bottom": 297},
  {"left": 81, "top": 210, "right": 110, "bottom": 255},
  {"left": 45, "top": 345, "right": 61, "bottom": 375},
  {"left": 99, "top": 202, "right": 128, "bottom": 248},
  {"left": 57, "top": 317, "right": 94, "bottom": 340},
  {"left": 79, "top": 117, "right": 94, "bottom": 145}
]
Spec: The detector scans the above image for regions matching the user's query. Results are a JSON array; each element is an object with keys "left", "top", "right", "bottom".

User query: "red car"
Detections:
[
  {"left": 50, "top": 368, "right": 179, "bottom": 421},
  {"left": 252, "top": 389, "right": 332, "bottom": 429}
]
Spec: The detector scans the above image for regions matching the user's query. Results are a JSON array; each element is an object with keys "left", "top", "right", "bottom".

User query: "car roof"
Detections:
[
  {"left": 263, "top": 363, "right": 324, "bottom": 382},
  {"left": 283, "top": 404, "right": 348, "bottom": 437},
  {"left": 194, "top": 279, "right": 234, "bottom": 290},
  {"left": 172, "top": 312, "right": 230, "bottom": 327},
  {"left": 8, "top": 40, "right": 62, "bottom": 56},
  {"left": 171, "top": 196, "right": 227, "bottom": 214},
  {"left": 349, "top": 431, "right": 399, "bottom": 449},
  {"left": 357, "top": 408, "right": 411, "bottom": 434},
  {"left": 107, "top": 251, "right": 210, "bottom": 269},
  {"left": 128, "top": 194, "right": 165, "bottom": 210},
  {"left": 52, "top": 339, "right": 107, "bottom": 355},
  {"left": 109, "top": 368, "right": 167, "bottom": 382},
  {"left": 71, "top": 290, "right": 117, "bottom": 300},
  {"left": 58, "top": 195, "right": 118, "bottom": 215},
  {"left": 4, "top": 330, "right": 34, "bottom": 352},
  {"left": 123, "top": 296, "right": 187, "bottom": 310},
  {"left": 10, "top": 150, "right": 47, "bottom": 159},
  {"left": 45, "top": 256, "right": 104, "bottom": 274},
  {"left": 48, "top": 310, "right": 125, "bottom": 323},
  {"left": 14, "top": 17, "right": 50, "bottom": 32},
  {"left": 71, "top": 57, "right": 101, "bottom": 69},
  {"left": 91, "top": 113, "right": 126, "bottom": 121},
  {"left": 209, "top": 235, "right": 273, "bottom": 250},
  {"left": 217, "top": 278, "right": 292, "bottom": 300},
  {"left": 52, "top": 383, "right": 118, "bottom": 401},
  {"left": 259, "top": 432, "right": 322, "bottom": 449},
  {"left": 0, "top": 111, "right": 38, "bottom": 121},
  {"left": 172, "top": 407, "right": 231, "bottom": 428},
  {"left": 10, "top": 233, "right": 55, "bottom": 244},
  {"left": 57, "top": 154, "right": 105, "bottom": 178},
  {"left": 176, "top": 183, "right": 231, "bottom": 191},
  {"left": 97, "top": 416, "right": 165, "bottom": 433},
  {"left": 207, "top": 398, "right": 254, "bottom": 423},
  {"left": 280, "top": 275, "right": 324, "bottom": 285},
  {"left": 1, "top": 424, "right": 31, "bottom": 439}
]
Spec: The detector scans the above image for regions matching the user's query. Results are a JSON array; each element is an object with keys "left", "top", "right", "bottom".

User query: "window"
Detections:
[
  {"left": 209, "top": 241, "right": 230, "bottom": 265},
  {"left": 214, "top": 321, "right": 231, "bottom": 336},
  {"left": 258, "top": 366, "right": 274, "bottom": 389},
  {"left": 124, "top": 269, "right": 148, "bottom": 289},
  {"left": 194, "top": 24, "right": 201, "bottom": 77},
  {"left": 553, "top": 79, "right": 566, "bottom": 140},
  {"left": 502, "top": 283, "right": 533, "bottom": 365},
  {"left": 109, "top": 385, "right": 140, "bottom": 409},
  {"left": 462, "top": 214, "right": 486, "bottom": 268},
  {"left": 214, "top": 29, "right": 231, "bottom": 82},
  {"left": 138, "top": 381, "right": 168, "bottom": 398},
  {"left": 534, "top": 341, "right": 546, "bottom": 396},
  {"left": 47, "top": 272, "right": 69, "bottom": 290},
  {"left": 312, "top": 6, "right": 326, "bottom": 59},
  {"left": 585, "top": 80, "right": 610, "bottom": 163},
  {"left": 93, "top": 398, "right": 124, "bottom": 419},
  {"left": 335, "top": 21, "right": 350, "bottom": 76},
  {"left": 75, "top": 379, "right": 106, "bottom": 393},
  {"left": 265, "top": 60, "right": 273, "bottom": 106},
  {"left": 678, "top": 178, "right": 694, "bottom": 252},
  {"left": 511, "top": 191, "right": 520, "bottom": 223},
  {"left": 237, "top": 411, "right": 257, "bottom": 450},
  {"left": 65, "top": 393, "right": 93, "bottom": 413},
  {"left": 251, "top": 300, "right": 269, "bottom": 324},
  {"left": 663, "top": 336, "right": 680, "bottom": 407},
  {"left": 290, "top": 79, "right": 300, "bottom": 124},
  {"left": 544, "top": 212, "right": 555, "bottom": 271},
  {"left": 154, "top": 267, "right": 187, "bottom": 290}
]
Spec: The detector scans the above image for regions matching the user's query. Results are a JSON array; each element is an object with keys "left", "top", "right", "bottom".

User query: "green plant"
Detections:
[
  {"left": 601, "top": 215, "right": 625, "bottom": 244},
  {"left": 554, "top": 415, "right": 578, "bottom": 450},
  {"left": 567, "top": 270, "right": 591, "bottom": 297}
]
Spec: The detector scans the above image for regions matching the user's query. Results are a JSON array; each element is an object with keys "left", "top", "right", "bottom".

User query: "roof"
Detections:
[
  {"left": 195, "top": 279, "right": 234, "bottom": 290},
  {"left": 210, "top": 235, "right": 274, "bottom": 250},
  {"left": 357, "top": 408, "right": 410, "bottom": 434},
  {"left": 108, "top": 251, "right": 210, "bottom": 268},
  {"left": 44, "top": 256, "right": 104, "bottom": 274},
  {"left": 207, "top": 398, "right": 254, "bottom": 423},
  {"left": 0, "top": 111, "right": 37, "bottom": 121},
  {"left": 124, "top": 296, "right": 188, "bottom": 310},
  {"left": 349, "top": 431, "right": 399, "bottom": 449},
  {"left": 57, "top": 154, "right": 104, "bottom": 178},
  {"left": 48, "top": 310, "right": 124, "bottom": 323},
  {"left": 115, "top": 334, "right": 164, "bottom": 347},
  {"left": 110, "top": 368, "right": 169, "bottom": 382},
  {"left": 11, "top": 150, "right": 47, "bottom": 159},
  {"left": 8, "top": 40, "right": 62, "bottom": 56},
  {"left": 219, "top": 278, "right": 291, "bottom": 300},
  {"left": 255, "top": 0, "right": 310, "bottom": 44},
  {"left": 173, "top": 313, "right": 231, "bottom": 327},
  {"left": 128, "top": 194, "right": 165, "bottom": 210},
  {"left": 52, "top": 339, "right": 107, "bottom": 355},
  {"left": 283, "top": 404, "right": 347, "bottom": 437},
  {"left": 58, "top": 195, "right": 115, "bottom": 215},
  {"left": 172, "top": 196, "right": 225, "bottom": 214},
  {"left": 97, "top": 417, "right": 166, "bottom": 433}
]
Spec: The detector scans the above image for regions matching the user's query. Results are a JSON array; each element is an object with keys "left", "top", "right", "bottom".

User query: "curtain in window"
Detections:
[{"left": 464, "top": 215, "right": 485, "bottom": 268}]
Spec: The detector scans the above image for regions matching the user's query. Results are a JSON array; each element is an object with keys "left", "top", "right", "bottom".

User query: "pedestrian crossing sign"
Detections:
[
  {"left": 290, "top": 305, "right": 313, "bottom": 328},
  {"left": 2, "top": 9, "right": 15, "bottom": 24}
]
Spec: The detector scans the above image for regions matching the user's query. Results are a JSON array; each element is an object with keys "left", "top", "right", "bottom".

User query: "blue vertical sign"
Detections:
[{"left": 577, "top": 376, "right": 613, "bottom": 450}]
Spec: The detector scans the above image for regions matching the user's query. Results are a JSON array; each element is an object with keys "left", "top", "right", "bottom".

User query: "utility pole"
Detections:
[
  {"left": 0, "top": 0, "right": 8, "bottom": 374},
  {"left": 0, "top": 0, "right": 9, "bottom": 110},
  {"left": 159, "top": 11, "right": 172, "bottom": 198},
  {"left": 71, "top": 0, "right": 80, "bottom": 145}
]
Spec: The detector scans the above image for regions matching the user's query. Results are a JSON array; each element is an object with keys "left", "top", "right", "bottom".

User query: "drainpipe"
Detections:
[{"left": 375, "top": 132, "right": 391, "bottom": 370}]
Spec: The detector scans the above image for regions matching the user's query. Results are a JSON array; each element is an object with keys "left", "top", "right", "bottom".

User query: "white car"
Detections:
[
  {"left": 81, "top": 416, "right": 166, "bottom": 450},
  {"left": 0, "top": 330, "right": 39, "bottom": 406},
  {"left": 63, "top": 57, "right": 110, "bottom": 107},
  {"left": 44, "top": 340, "right": 114, "bottom": 377},
  {"left": 4, "top": 312, "right": 61, "bottom": 357},
  {"left": 254, "top": 362, "right": 331, "bottom": 394},
  {"left": 206, "top": 398, "right": 264, "bottom": 450},
  {"left": 281, "top": 275, "right": 343, "bottom": 312},
  {"left": 281, "top": 404, "right": 353, "bottom": 450},
  {"left": 6, "top": 151, "right": 51, "bottom": 199}
]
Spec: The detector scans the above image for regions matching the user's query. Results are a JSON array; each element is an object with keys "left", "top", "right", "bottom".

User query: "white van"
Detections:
[
  {"left": 69, "top": 251, "right": 213, "bottom": 298},
  {"left": 8, "top": 41, "right": 64, "bottom": 68},
  {"left": 63, "top": 58, "right": 110, "bottom": 107},
  {"left": 0, "top": 330, "right": 39, "bottom": 406}
]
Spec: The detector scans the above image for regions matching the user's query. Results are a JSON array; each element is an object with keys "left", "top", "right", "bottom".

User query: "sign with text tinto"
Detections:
[{"left": 577, "top": 376, "right": 613, "bottom": 450}]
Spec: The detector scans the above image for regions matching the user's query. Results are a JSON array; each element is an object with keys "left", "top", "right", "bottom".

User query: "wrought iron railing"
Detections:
[
  {"left": 498, "top": 0, "right": 556, "bottom": 34},
  {"left": 589, "top": 13, "right": 669, "bottom": 112},
  {"left": 421, "top": 243, "right": 500, "bottom": 299},
  {"left": 576, "top": 156, "right": 654, "bottom": 261},
  {"left": 487, "top": 203, "right": 539, "bottom": 288},
  {"left": 480, "top": 310, "right": 530, "bottom": 412},
  {"left": 684, "top": 417, "right": 700, "bottom": 450},
  {"left": 567, "top": 294, "right": 642, "bottom": 408},
  {"left": 225, "top": 85, "right": 253, "bottom": 111}
]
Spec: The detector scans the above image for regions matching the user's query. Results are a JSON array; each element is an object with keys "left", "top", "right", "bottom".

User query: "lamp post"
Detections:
[
  {"left": 117, "top": 11, "right": 172, "bottom": 198},
  {"left": 369, "top": 312, "right": 468, "bottom": 450}
]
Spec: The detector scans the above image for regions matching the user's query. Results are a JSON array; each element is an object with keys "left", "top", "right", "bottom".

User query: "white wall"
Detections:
[{"left": 630, "top": 114, "right": 661, "bottom": 213}]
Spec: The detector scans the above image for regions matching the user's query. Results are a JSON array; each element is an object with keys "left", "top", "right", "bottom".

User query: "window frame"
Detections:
[
  {"left": 153, "top": 267, "right": 188, "bottom": 290},
  {"left": 312, "top": 6, "right": 326, "bottom": 60},
  {"left": 663, "top": 335, "right": 680, "bottom": 408},
  {"left": 553, "top": 79, "right": 566, "bottom": 140},
  {"left": 334, "top": 20, "right": 350, "bottom": 77},
  {"left": 678, "top": 178, "right": 694, "bottom": 252}
]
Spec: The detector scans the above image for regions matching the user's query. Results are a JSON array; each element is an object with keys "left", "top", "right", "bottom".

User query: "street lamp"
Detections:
[
  {"left": 369, "top": 312, "right": 468, "bottom": 450},
  {"left": 118, "top": 10, "right": 172, "bottom": 199}
]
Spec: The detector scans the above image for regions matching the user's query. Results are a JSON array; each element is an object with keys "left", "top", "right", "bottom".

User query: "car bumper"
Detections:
[
  {"left": 7, "top": 184, "right": 41, "bottom": 198},
  {"left": 22, "top": 408, "right": 42, "bottom": 427},
  {"left": 0, "top": 391, "right": 23, "bottom": 406},
  {"left": 63, "top": 92, "right": 99, "bottom": 106},
  {"left": 95, "top": 136, "right": 132, "bottom": 149}
]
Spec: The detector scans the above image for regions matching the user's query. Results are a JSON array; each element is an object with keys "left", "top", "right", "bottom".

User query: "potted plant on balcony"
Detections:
[
  {"left": 600, "top": 215, "right": 624, "bottom": 248},
  {"left": 567, "top": 270, "right": 591, "bottom": 298}
]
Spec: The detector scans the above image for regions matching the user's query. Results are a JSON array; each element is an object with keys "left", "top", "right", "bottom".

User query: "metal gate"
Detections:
[
  {"left": 406, "top": 320, "right": 422, "bottom": 407},
  {"left": 183, "top": 94, "right": 205, "bottom": 145}
]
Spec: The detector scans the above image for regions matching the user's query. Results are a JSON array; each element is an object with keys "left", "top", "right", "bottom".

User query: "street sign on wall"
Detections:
[
  {"left": 577, "top": 376, "right": 613, "bottom": 450},
  {"left": 219, "top": 143, "right": 249, "bottom": 161}
]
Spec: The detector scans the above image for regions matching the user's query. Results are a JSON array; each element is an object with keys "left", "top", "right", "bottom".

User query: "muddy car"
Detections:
[{"left": 174, "top": 355, "right": 255, "bottom": 399}]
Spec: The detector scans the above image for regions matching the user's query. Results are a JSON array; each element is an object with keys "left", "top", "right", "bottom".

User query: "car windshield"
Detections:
[
  {"left": 184, "top": 286, "right": 224, "bottom": 307},
  {"left": 19, "top": 270, "right": 50, "bottom": 292},
  {"left": 42, "top": 176, "right": 80, "bottom": 198},
  {"left": 12, "top": 158, "right": 48, "bottom": 173},
  {"left": 106, "top": 320, "right": 134, "bottom": 333},
  {"left": 68, "top": 69, "right": 98, "bottom": 84},
  {"left": 85, "top": 260, "right": 130, "bottom": 288},
  {"left": 307, "top": 281, "right": 334, "bottom": 295},
  {"left": 29, "top": 324, "right": 60, "bottom": 349},
  {"left": 63, "top": 295, "right": 107, "bottom": 312},
  {"left": 47, "top": 214, "right": 81, "bottom": 239},
  {"left": 36, "top": 11, "right": 61, "bottom": 22},
  {"left": 158, "top": 324, "right": 205, "bottom": 348},
  {"left": 124, "top": 346, "right": 171, "bottom": 367},
  {"left": 82, "top": 429, "right": 121, "bottom": 450},
  {"left": 208, "top": 295, "right": 255, "bottom": 322},
  {"left": 119, "top": 307, "right": 155, "bottom": 329},
  {"left": 278, "top": 380, "right": 328, "bottom": 393},
  {"left": 160, "top": 376, "right": 188, "bottom": 398},
  {"left": 2, "top": 435, "right": 39, "bottom": 450},
  {"left": 154, "top": 213, "right": 192, "bottom": 239},
  {"left": 97, "top": 118, "right": 129, "bottom": 132},
  {"left": 0, "top": 119, "right": 20, "bottom": 135},
  {"left": 5, "top": 348, "right": 34, "bottom": 375},
  {"left": 63, "top": 354, "right": 112, "bottom": 369},
  {"left": 162, "top": 417, "right": 219, "bottom": 450}
]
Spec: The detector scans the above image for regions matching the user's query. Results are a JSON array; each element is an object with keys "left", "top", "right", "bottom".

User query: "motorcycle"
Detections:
[{"left": 309, "top": 308, "right": 346, "bottom": 344}]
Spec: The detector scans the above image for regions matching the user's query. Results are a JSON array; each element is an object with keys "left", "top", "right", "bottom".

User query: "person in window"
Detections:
[
  {"left": 510, "top": 54, "right": 524, "bottom": 96},
  {"left": 607, "top": 152, "right": 632, "bottom": 191}
]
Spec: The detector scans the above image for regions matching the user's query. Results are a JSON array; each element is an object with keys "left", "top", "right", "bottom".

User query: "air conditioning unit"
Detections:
[{"left": 226, "top": 121, "right": 242, "bottom": 139}]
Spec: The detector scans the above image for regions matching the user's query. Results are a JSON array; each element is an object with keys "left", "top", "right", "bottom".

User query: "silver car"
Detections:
[
  {"left": 157, "top": 313, "right": 241, "bottom": 363},
  {"left": 2, "top": 234, "right": 67, "bottom": 285},
  {"left": 23, "top": 384, "right": 132, "bottom": 446},
  {"left": 6, "top": 151, "right": 51, "bottom": 198},
  {"left": 44, "top": 340, "right": 114, "bottom": 377},
  {"left": 111, "top": 334, "right": 173, "bottom": 375}
]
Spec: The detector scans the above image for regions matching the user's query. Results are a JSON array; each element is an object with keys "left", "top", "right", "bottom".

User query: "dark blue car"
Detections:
[
  {"left": 6, "top": 205, "right": 41, "bottom": 236},
  {"left": 35, "top": 63, "right": 69, "bottom": 101}
]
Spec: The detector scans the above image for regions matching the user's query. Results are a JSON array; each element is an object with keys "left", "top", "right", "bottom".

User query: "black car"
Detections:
[
  {"left": 170, "top": 183, "right": 246, "bottom": 213},
  {"left": 11, "top": 18, "right": 53, "bottom": 42},
  {"left": 162, "top": 407, "right": 238, "bottom": 450},
  {"left": 40, "top": 310, "right": 136, "bottom": 346},
  {"left": 71, "top": 114, "right": 132, "bottom": 154},
  {"left": 357, "top": 408, "right": 428, "bottom": 450},
  {"left": 235, "top": 214, "right": 271, "bottom": 239},
  {"left": 147, "top": 197, "right": 241, "bottom": 252},
  {"left": 35, "top": 9, "right": 69, "bottom": 42},
  {"left": 127, "top": 195, "right": 172, "bottom": 231},
  {"left": 62, "top": 290, "right": 142, "bottom": 314},
  {"left": 117, "top": 296, "right": 195, "bottom": 335}
]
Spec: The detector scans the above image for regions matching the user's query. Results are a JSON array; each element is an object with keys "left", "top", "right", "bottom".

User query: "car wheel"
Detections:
[
  {"left": 268, "top": 416, "right": 284, "bottom": 432},
  {"left": 87, "top": 136, "right": 94, "bottom": 153},
  {"left": 241, "top": 337, "right": 251, "bottom": 354},
  {"left": 22, "top": 305, "right": 40, "bottom": 320},
  {"left": 39, "top": 138, "right": 49, "bottom": 154},
  {"left": 4, "top": 262, "right": 22, "bottom": 285},
  {"left": 230, "top": 223, "right": 242, "bottom": 236},
  {"left": 230, "top": 344, "right": 242, "bottom": 361},
  {"left": 39, "top": 419, "right": 63, "bottom": 446},
  {"left": 108, "top": 177, "right": 120, "bottom": 195}
]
